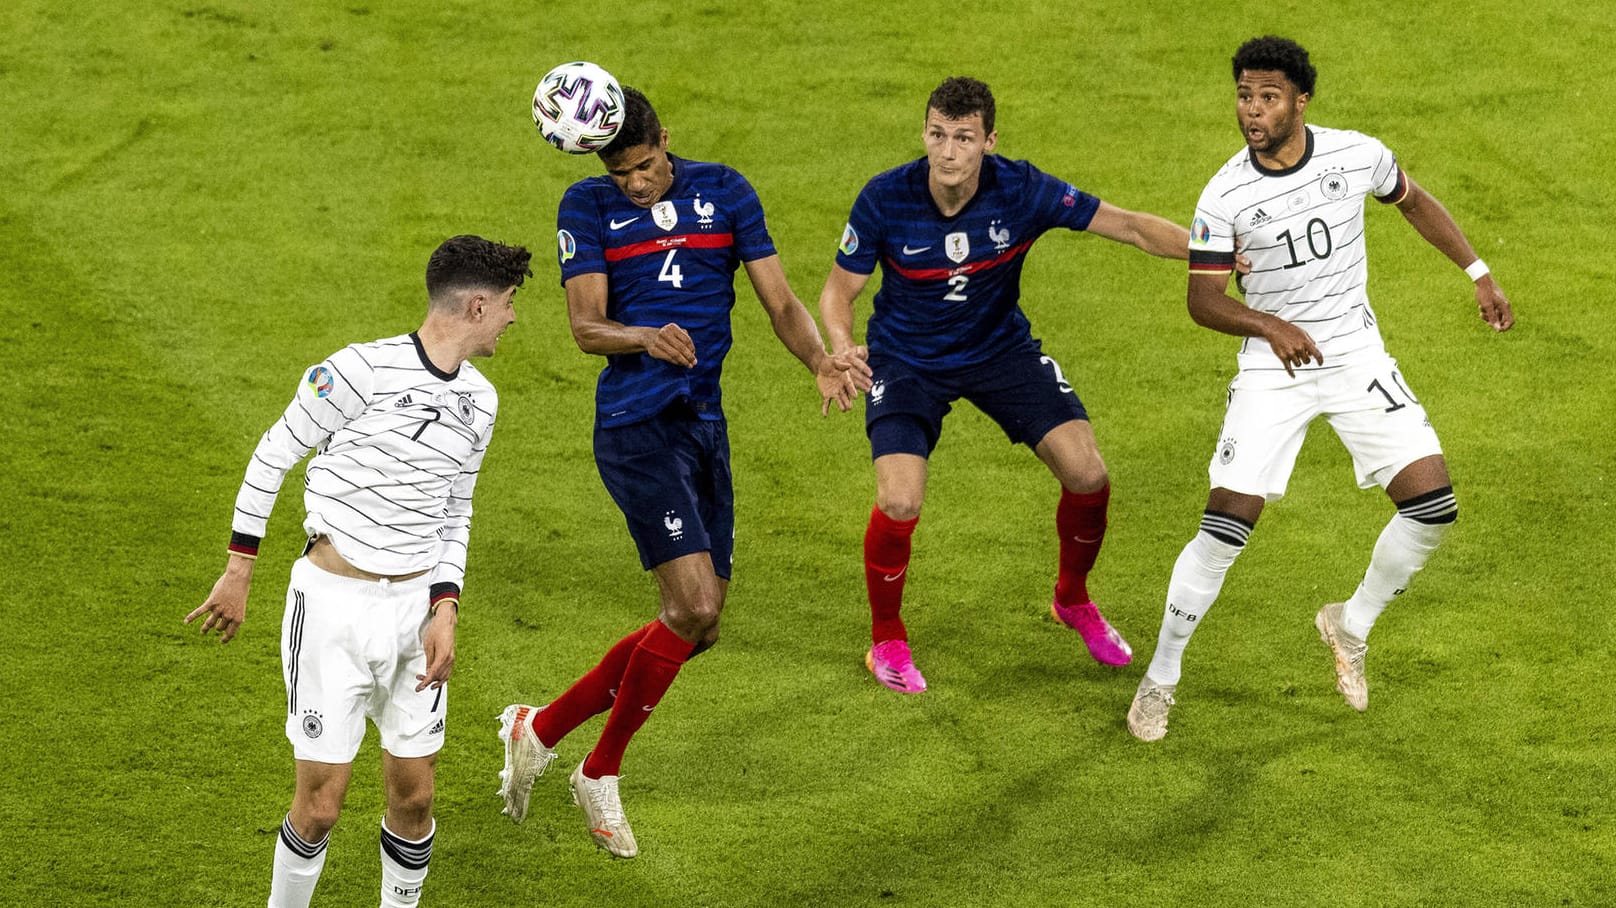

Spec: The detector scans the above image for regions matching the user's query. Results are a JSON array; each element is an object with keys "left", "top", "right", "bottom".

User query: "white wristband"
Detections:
[{"left": 1464, "top": 259, "right": 1490, "bottom": 282}]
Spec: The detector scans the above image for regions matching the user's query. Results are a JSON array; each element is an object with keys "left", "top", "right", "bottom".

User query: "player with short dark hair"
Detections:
[
  {"left": 819, "top": 75, "right": 1195, "bottom": 693},
  {"left": 1125, "top": 36, "right": 1514, "bottom": 741},
  {"left": 187, "top": 234, "right": 532, "bottom": 907},
  {"left": 497, "top": 86, "right": 860, "bottom": 858}
]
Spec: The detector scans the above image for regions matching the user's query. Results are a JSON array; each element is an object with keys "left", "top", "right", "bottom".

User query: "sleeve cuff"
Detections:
[
  {"left": 429, "top": 582, "right": 461, "bottom": 607},
  {"left": 228, "top": 531, "right": 262, "bottom": 558}
]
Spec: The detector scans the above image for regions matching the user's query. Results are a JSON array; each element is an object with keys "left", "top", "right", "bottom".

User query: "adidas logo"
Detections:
[
  {"left": 429, "top": 718, "right": 444, "bottom": 735},
  {"left": 1249, "top": 208, "right": 1271, "bottom": 228},
  {"left": 394, "top": 394, "right": 415, "bottom": 409}
]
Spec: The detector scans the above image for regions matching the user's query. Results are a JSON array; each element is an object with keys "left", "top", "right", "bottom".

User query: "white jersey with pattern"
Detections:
[
  {"left": 1188, "top": 125, "right": 1409, "bottom": 373},
  {"left": 231, "top": 333, "right": 496, "bottom": 585}
]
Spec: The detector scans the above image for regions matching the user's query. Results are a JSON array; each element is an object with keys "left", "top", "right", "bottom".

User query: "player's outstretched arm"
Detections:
[
  {"left": 817, "top": 264, "right": 873, "bottom": 361},
  {"left": 185, "top": 553, "right": 254, "bottom": 644},
  {"left": 1394, "top": 175, "right": 1514, "bottom": 332},
  {"left": 564, "top": 273, "right": 697, "bottom": 366},
  {"left": 1085, "top": 202, "right": 1192, "bottom": 259},
  {"left": 1188, "top": 272, "right": 1322, "bottom": 377},
  {"left": 742, "top": 255, "right": 867, "bottom": 415}
]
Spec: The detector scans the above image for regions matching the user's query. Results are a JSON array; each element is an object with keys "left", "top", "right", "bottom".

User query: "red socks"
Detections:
[
  {"left": 582, "top": 620, "right": 693, "bottom": 779},
  {"left": 864, "top": 505, "right": 919, "bottom": 644},
  {"left": 531, "top": 622, "right": 653, "bottom": 748},
  {"left": 1054, "top": 484, "right": 1109, "bottom": 606}
]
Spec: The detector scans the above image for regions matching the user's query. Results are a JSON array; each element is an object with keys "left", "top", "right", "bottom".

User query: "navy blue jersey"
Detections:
[
  {"left": 558, "top": 155, "right": 776, "bottom": 427},
  {"left": 835, "top": 155, "right": 1101, "bottom": 371}
]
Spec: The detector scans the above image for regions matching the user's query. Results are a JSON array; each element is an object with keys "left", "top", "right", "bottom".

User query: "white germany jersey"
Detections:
[
  {"left": 231, "top": 333, "right": 497, "bottom": 585},
  {"left": 1188, "top": 125, "right": 1409, "bottom": 373}
]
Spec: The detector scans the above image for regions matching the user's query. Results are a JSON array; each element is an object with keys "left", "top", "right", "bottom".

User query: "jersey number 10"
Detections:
[{"left": 1277, "top": 218, "right": 1333, "bottom": 270}]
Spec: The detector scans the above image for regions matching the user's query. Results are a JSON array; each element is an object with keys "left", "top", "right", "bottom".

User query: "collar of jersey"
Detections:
[
  {"left": 1248, "top": 127, "right": 1316, "bottom": 177},
  {"left": 918, "top": 154, "right": 1000, "bottom": 221},
  {"left": 410, "top": 332, "right": 460, "bottom": 381}
]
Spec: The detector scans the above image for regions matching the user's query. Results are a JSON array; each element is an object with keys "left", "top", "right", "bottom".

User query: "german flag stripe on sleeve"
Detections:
[{"left": 1189, "top": 249, "right": 1236, "bottom": 274}]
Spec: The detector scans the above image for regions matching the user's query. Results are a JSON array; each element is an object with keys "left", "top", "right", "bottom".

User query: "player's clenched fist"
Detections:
[
  {"left": 644, "top": 323, "right": 697, "bottom": 367},
  {"left": 1475, "top": 278, "right": 1514, "bottom": 332}
]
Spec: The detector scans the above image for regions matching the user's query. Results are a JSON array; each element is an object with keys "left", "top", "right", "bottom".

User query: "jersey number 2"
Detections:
[
  {"left": 658, "top": 250, "right": 684, "bottom": 289},
  {"left": 943, "top": 274, "right": 969, "bottom": 301}
]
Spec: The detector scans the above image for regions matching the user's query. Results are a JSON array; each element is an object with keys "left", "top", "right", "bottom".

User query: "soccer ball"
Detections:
[{"left": 532, "top": 61, "right": 626, "bottom": 154}]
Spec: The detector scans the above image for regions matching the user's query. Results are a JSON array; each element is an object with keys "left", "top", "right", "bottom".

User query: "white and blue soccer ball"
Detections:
[{"left": 532, "top": 61, "right": 625, "bottom": 154}]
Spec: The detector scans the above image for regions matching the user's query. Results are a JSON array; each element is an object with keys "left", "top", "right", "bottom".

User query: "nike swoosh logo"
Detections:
[
  {"left": 901, "top": 245, "right": 931, "bottom": 255},
  {"left": 609, "top": 217, "right": 641, "bottom": 230},
  {"left": 882, "top": 567, "right": 907, "bottom": 582}
]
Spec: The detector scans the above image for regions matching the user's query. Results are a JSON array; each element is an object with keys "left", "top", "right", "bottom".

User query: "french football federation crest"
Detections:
[
  {"left": 989, "top": 220, "right": 1010, "bottom": 251},
  {"left": 693, "top": 195, "right": 715, "bottom": 225},
  {"left": 652, "top": 201, "right": 678, "bottom": 231},
  {"left": 870, "top": 380, "right": 886, "bottom": 404},
  {"left": 663, "top": 511, "right": 684, "bottom": 540},
  {"left": 945, "top": 231, "right": 969, "bottom": 263}
]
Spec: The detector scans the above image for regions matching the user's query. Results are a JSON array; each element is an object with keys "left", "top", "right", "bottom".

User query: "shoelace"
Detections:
[
  {"left": 591, "top": 777, "right": 628, "bottom": 827},
  {"left": 1342, "top": 637, "right": 1367, "bottom": 674},
  {"left": 876, "top": 644, "right": 915, "bottom": 673},
  {"left": 1329, "top": 617, "right": 1368, "bottom": 674},
  {"left": 1139, "top": 687, "right": 1174, "bottom": 718}
]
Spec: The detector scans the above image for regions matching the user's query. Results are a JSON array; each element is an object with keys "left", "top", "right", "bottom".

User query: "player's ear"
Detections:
[
  {"left": 658, "top": 127, "right": 669, "bottom": 151},
  {"left": 984, "top": 130, "right": 998, "bottom": 153}
]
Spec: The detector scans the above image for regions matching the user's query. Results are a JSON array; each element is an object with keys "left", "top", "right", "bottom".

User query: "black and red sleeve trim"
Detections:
[
  {"left": 228, "top": 531, "right": 262, "bottom": 558},
  {"left": 1374, "top": 169, "right": 1410, "bottom": 204},
  {"left": 429, "top": 582, "right": 461, "bottom": 608},
  {"left": 1189, "top": 249, "right": 1236, "bottom": 273}
]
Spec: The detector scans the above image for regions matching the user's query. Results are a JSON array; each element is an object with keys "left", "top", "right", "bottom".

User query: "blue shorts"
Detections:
[
  {"left": 594, "top": 401, "right": 734, "bottom": 578},
  {"left": 864, "top": 349, "right": 1089, "bottom": 458}
]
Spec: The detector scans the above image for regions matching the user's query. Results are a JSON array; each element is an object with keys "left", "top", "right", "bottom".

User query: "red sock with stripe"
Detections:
[
  {"left": 582, "top": 619, "right": 693, "bottom": 779},
  {"left": 530, "top": 622, "right": 653, "bottom": 748},
  {"left": 1054, "top": 484, "right": 1109, "bottom": 606},
  {"left": 864, "top": 505, "right": 919, "bottom": 644}
]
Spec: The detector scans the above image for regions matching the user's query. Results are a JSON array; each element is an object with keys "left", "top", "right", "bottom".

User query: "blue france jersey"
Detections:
[
  {"left": 835, "top": 155, "right": 1101, "bottom": 370},
  {"left": 558, "top": 155, "right": 776, "bottom": 427}
]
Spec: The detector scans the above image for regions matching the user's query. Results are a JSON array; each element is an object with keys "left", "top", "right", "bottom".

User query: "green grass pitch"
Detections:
[{"left": 3, "top": 1, "right": 1611, "bottom": 905}]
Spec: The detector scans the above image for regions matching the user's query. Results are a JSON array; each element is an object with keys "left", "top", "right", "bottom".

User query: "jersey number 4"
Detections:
[{"left": 658, "top": 250, "right": 684, "bottom": 289}]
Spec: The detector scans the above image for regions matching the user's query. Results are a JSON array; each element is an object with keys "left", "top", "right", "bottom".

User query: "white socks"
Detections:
[
  {"left": 1146, "top": 514, "right": 1251, "bottom": 686},
  {"left": 379, "top": 817, "right": 435, "bottom": 908},
  {"left": 1341, "top": 497, "right": 1454, "bottom": 639},
  {"left": 1146, "top": 488, "right": 1455, "bottom": 686},
  {"left": 268, "top": 817, "right": 328, "bottom": 908}
]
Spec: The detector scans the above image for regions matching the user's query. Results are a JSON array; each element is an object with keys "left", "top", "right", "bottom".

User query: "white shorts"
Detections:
[
  {"left": 1208, "top": 352, "right": 1443, "bottom": 501},
  {"left": 281, "top": 558, "right": 446, "bottom": 763}
]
